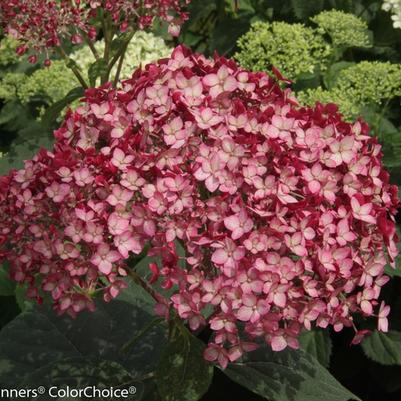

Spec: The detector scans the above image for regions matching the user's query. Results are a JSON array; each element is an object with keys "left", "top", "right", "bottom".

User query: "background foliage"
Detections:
[{"left": 1, "top": 1, "right": 401, "bottom": 400}]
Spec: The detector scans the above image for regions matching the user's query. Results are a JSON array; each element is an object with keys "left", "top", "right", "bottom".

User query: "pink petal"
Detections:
[{"left": 271, "top": 336, "right": 287, "bottom": 351}]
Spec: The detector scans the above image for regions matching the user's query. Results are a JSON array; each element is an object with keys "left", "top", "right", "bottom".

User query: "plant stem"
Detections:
[
  {"left": 106, "top": 30, "right": 136, "bottom": 83},
  {"left": 126, "top": 268, "right": 162, "bottom": 303},
  {"left": 57, "top": 46, "right": 88, "bottom": 89},
  {"left": 113, "top": 42, "right": 129, "bottom": 87},
  {"left": 375, "top": 98, "right": 391, "bottom": 141},
  {"left": 101, "top": 12, "right": 116, "bottom": 84},
  {"left": 81, "top": 31, "right": 100, "bottom": 61}
]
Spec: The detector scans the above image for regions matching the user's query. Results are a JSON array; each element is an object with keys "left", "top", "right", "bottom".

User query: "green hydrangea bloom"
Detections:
[
  {"left": 3, "top": 31, "right": 171, "bottom": 106},
  {"left": 0, "top": 72, "right": 27, "bottom": 102},
  {"left": 335, "top": 61, "right": 401, "bottom": 105},
  {"left": 17, "top": 61, "right": 76, "bottom": 104},
  {"left": 235, "top": 21, "right": 332, "bottom": 80},
  {"left": 297, "top": 61, "right": 401, "bottom": 120},
  {"left": 311, "top": 10, "right": 371, "bottom": 48},
  {"left": 296, "top": 87, "right": 360, "bottom": 120},
  {"left": 0, "top": 36, "right": 19, "bottom": 66}
]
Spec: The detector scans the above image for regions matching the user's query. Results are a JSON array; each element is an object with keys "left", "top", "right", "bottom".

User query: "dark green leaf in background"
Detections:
[
  {"left": 88, "top": 59, "right": 108, "bottom": 87},
  {"left": 17, "top": 357, "right": 139, "bottom": 401},
  {"left": 156, "top": 328, "right": 214, "bottom": 401},
  {"left": 41, "top": 86, "right": 84, "bottom": 128},
  {"left": 0, "top": 280, "right": 166, "bottom": 400},
  {"left": 0, "top": 262, "right": 15, "bottom": 296},
  {"left": 224, "top": 345, "right": 360, "bottom": 401},
  {"left": 291, "top": 0, "right": 324, "bottom": 20},
  {"left": 299, "top": 329, "right": 332, "bottom": 368},
  {"left": 362, "top": 330, "right": 401, "bottom": 366}
]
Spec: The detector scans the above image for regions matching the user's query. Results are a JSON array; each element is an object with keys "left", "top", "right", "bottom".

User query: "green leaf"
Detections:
[
  {"left": 223, "top": 345, "right": 360, "bottom": 401},
  {"left": 323, "top": 62, "right": 355, "bottom": 89},
  {"left": 17, "top": 357, "right": 140, "bottom": 401},
  {"left": 0, "top": 283, "right": 166, "bottom": 395},
  {"left": 0, "top": 132, "right": 53, "bottom": 175},
  {"left": 209, "top": 15, "right": 252, "bottom": 55},
  {"left": 291, "top": 0, "right": 324, "bottom": 20},
  {"left": 385, "top": 262, "right": 401, "bottom": 277},
  {"left": 0, "top": 101, "right": 23, "bottom": 125},
  {"left": 156, "top": 328, "right": 214, "bottom": 401},
  {"left": 382, "top": 131, "right": 401, "bottom": 168},
  {"left": 362, "top": 330, "right": 401, "bottom": 366},
  {"left": 0, "top": 295, "right": 20, "bottom": 328},
  {"left": 88, "top": 58, "right": 108, "bottom": 87},
  {"left": 299, "top": 329, "right": 332, "bottom": 368},
  {"left": 15, "top": 283, "right": 35, "bottom": 312},
  {"left": 0, "top": 262, "right": 15, "bottom": 296},
  {"left": 41, "top": 86, "right": 84, "bottom": 128}
]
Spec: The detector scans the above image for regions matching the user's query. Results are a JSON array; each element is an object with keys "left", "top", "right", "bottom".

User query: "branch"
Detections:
[
  {"left": 113, "top": 40, "right": 129, "bottom": 87},
  {"left": 106, "top": 30, "right": 136, "bottom": 83},
  {"left": 126, "top": 268, "right": 163, "bottom": 304},
  {"left": 57, "top": 46, "right": 89, "bottom": 89},
  {"left": 81, "top": 30, "right": 100, "bottom": 61}
]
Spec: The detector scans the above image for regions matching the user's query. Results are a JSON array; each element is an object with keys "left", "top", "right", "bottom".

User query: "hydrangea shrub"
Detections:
[
  {"left": 0, "top": 46, "right": 398, "bottom": 368},
  {"left": 310, "top": 10, "right": 372, "bottom": 49},
  {"left": 297, "top": 62, "right": 401, "bottom": 120},
  {"left": 235, "top": 11, "right": 372, "bottom": 83},
  {"left": 235, "top": 21, "right": 332, "bottom": 80},
  {"left": 0, "top": 35, "right": 20, "bottom": 66}
]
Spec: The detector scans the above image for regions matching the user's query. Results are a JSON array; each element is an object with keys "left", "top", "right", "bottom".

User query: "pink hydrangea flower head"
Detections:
[{"left": 0, "top": 45, "right": 399, "bottom": 364}]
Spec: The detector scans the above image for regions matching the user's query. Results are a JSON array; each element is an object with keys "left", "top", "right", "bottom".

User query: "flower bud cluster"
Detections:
[{"left": 0, "top": 0, "right": 189, "bottom": 61}]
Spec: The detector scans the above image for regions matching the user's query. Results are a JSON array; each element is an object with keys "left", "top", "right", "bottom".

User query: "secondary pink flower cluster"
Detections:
[
  {"left": 0, "top": 46, "right": 399, "bottom": 367},
  {"left": 0, "top": 0, "right": 190, "bottom": 62}
]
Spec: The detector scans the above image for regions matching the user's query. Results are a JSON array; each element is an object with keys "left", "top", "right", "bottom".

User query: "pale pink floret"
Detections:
[
  {"left": 111, "top": 148, "right": 134, "bottom": 170},
  {"left": 45, "top": 182, "right": 70, "bottom": 203},
  {"left": 211, "top": 238, "right": 245, "bottom": 277},
  {"left": 378, "top": 301, "right": 390, "bottom": 332},
  {"left": 336, "top": 218, "right": 356, "bottom": 246},
  {"left": 224, "top": 209, "right": 253, "bottom": 240},
  {"left": 351, "top": 196, "right": 376, "bottom": 224},
  {"left": 91, "top": 102, "right": 111, "bottom": 120},
  {"left": 194, "top": 154, "right": 223, "bottom": 192},
  {"left": 73, "top": 168, "right": 94, "bottom": 187},
  {"left": 106, "top": 185, "right": 133, "bottom": 206},
  {"left": 108, "top": 213, "right": 130, "bottom": 235},
  {"left": 329, "top": 136, "right": 355, "bottom": 166},
  {"left": 203, "top": 65, "right": 237, "bottom": 98},
  {"left": 285, "top": 232, "right": 307, "bottom": 257},
  {"left": 120, "top": 169, "right": 145, "bottom": 190},
  {"left": 55, "top": 241, "right": 80, "bottom": 260},
  {"left": 162, "top": 116, "right": 189, "bottom": 148},
  {"left": 204, "top": 345, "right": 229, "bottom": 369},
  {"left": 90, "top": 244, "right": 121, "bottom": 275},
  {"left": 193, "top": 108, "right": 224, "bottom": 129},
  {"left": 114, "top": 231, "right": 143, "bottom": 258},
  {"left": 237, "top": 294, "right": 269, "bottom": 323}
]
